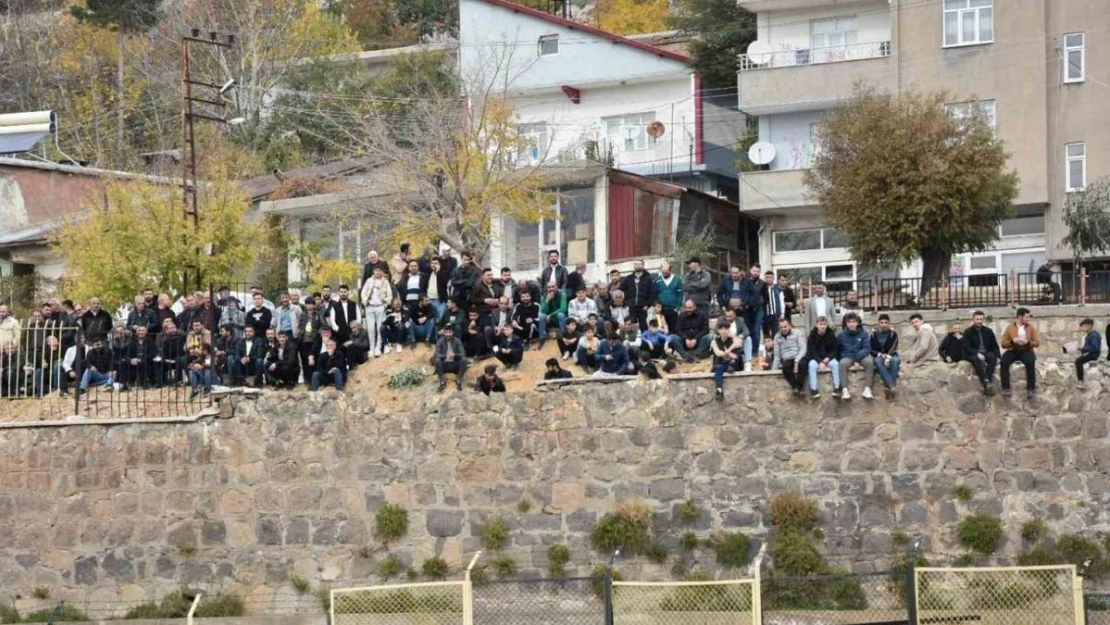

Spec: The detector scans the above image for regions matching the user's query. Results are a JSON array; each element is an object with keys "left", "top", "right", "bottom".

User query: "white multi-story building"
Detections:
[{"left": 736, "top": 0, "right": 1107, "bottom": 291}]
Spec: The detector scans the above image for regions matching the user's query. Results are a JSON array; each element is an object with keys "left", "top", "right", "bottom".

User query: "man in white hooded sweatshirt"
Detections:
[{"left": 905, "top": 313, "right": 940, "bottom": 366}]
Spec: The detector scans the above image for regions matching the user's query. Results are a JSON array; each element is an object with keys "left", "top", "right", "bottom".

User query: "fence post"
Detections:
[
  {"left": 74, "top": 340, "right": 84, "bottom": 417},
  {"left": 905, "top": 541, "right": 920, "bottom": 625},
  {"left": 604, "top": 549, "right": 619, "bottom": 625},
  {"left": 752, "top": 553, "right": 763, "bottom": 625},
  {"left": 1076, "top": 569, "right": 1087, "bottom": 625},
  {"left": 463, "top": 551, "right": 481, "bottom": 625},
  {"left": 1080, "top": 267, "right": 1088, "bottom": 306},
  {"left": 872, "top": 275, "right": 880, "bottom": 314},
  {"left": 939, "top": 279, "right": 948, "bottom": 311},
  {"left": 186, "top": 593, "right": 201, "bottom": 625},
  {"left": 1008, "top": 270, "right": 1017, "bottom": 307}
]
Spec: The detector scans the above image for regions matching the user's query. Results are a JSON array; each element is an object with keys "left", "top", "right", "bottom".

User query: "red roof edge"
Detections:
[{"left": 476, "top": 0, "right": 692, "bottom": 65}]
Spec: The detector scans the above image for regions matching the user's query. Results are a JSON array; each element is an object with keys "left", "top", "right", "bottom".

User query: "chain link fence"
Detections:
[
  {"left": 612, "top": 578, "right": 757, "bottom": 625},
  {"left": 473, "top": 577, "right": 604, "bottom": 625},
  {"left": 331, "top": 581, "right": 466, "bottom": 625},
  {"left": 916, "top": 565, "right": 1081, "bottom": 625},
  {"left": 762, "top": 571, "right": 906, "bottom": 625}
]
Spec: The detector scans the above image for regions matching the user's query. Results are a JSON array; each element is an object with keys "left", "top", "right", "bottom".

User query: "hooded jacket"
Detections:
[
  {"left": 837, "top": 327, "right": 871, "bottom": 361},
  {"left": 906, "top": 323, "right": 941, "bottom": 365},
  {"left": 807, "top": 327, "right": 839, "bottom": 363}
]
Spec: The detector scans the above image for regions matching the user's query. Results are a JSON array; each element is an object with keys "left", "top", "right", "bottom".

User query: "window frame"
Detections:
[
  {"left": 998, "top": 213, "right": 1046, "bottom": 239},
  {"left": 517, "top": 122, "right": 550, "bottom": 165},
  {"left": 1066, "top": 142, "right": 1087, "bottom": 192},
  {"left": 772, "top": 227, "right": 848, "bottom": 254},
  {"left": 946, "top": 99, "right": 997, "bottom": 132},
  {"left": 538, "top": 34, "right": 559, "bottom": 57},
  {"left": 602, "top": 112, "right": 654, "bottom": 153},
  {"left": 942, "top": 0, "right": 994, "bottom": 48},
  {"left": 774, "top": 261, "right": 858, "bottom": 291},
  {"left": 1064, "top": 32, "right": 1085, "bottom": 83}
]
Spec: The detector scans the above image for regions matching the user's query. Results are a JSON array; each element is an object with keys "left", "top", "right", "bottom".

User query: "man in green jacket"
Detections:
[
  {"left": 539, "top": 283, "right": 568, "bottom": 338},
  {"left": 653, "top": 261, "right": 684, "bottom": 332}
]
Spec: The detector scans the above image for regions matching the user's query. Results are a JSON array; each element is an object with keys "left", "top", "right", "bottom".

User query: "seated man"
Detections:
[
  {"left": 1075, "top": 318, "right": 1102, "bottom": 388},
  {"left": 962, "top": 311, "right": 1000, "bottom": 395},
  {"left": 543, "top": 357, "right": 572, "bottom": 380},
  {"left": 157, "top": 319, "right": 186, "bottom": 386},
  {"left": 266, "top": 331, "right": 301, "bottom": 389},
  {"left": 539, "top": 284, "right": 568, "bottom": 339},
  {"left": 871, "top": 313, "right": 901, "bottom": 398},
  {"left": 127, "top": 325, "right": 158, "bottom": 389},
  {"left": 837, "top": 313, "right": 875, "bottom": 400},
  {"left": 476, "top": 363, "right": 506, "bottom": 395},
  {"left": 667, "top": 300, "right": 712, "bottom": 363},
  {"left": 512, "top": 290, "right": 544, "bottom": 348},
  {"left": 557, "top": 319, "right": 582, "bottom": 361},
  {"left": 805, "top": 316, "right": 840, "bottom": 399},
  {"left": 717, "top": 308, "right": 753, "bottom": 372},
  {"left": 492, "top": 324, "right": 525, "bottom": 370},
  {"left": 410, "top": 297, "right": 438, "bottom": 345},
  {"left": 640, "top": 320, "right": 669, "bottom": 359},
  {"left": 575, "top": 326, "right": 603, "bottom": 372},
  {"left": 380, "top": 300, "right": 411, "bottom": 353},
  {"left": 1000, "top": 307, "right": 1039, "bottom": 398},
  {"left": 605, "top": 290, "right": 631, "bottom": 339},
  {"left": 637, "top": 350, "right": 664, "bottom": 380},
  {"left": 461, "top": 309, "right": 491, "bottom": 359},
  {"left": 229, "top": 326, "right": 266, "bottom": 386},
  {"left": 939, "top": 323, "right": 969, "bottom": 364},
  {"left": 772, "top": 317, "right": 807, "bottom": 396},
  {"left": 79, "top": 339, "right": 115, "bottom": 394},
  {"left": 710, "top": 324, "right": 744, "bottom": 401},
  {"left": 438, "top": 298, "right": 467, "bottom": 340},
  {"left": 596, "top": 336, "right": 631, "bottom": 376},
  {"left": 567, "top": 288, "right": 598, "bottom": 328},
  {"left": 617, "top": 317, "right": 642, "bottom": 362},
  {"left": 186, "top": 343, "right": 218, "bottom": 398},
  {"left": 434, "top": 326, "right": 468, "bottom": 392},
  {"left": 311, "top": 339, "right": 347, "bottom": 391},
  {"left": 905, "top": 313, "right": 940, "bottom": 366},
  {"left": 486, "top": 296, "right": 515, "bottom": 348},
  {"left": 344, "top": 320, "right": 370, "bottom": 369}
]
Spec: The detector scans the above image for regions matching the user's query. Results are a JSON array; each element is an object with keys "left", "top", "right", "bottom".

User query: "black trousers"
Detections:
[
  {"left": 968, "top": 352, "right": 998, "bottom": 386},
  {"left": 1076, "top": 353, "right": 1098, "bottom": 382},
  {"left": 495, "top": 350, "right": 523, "bottom": 367},
  {"left": 1000, "top": 350, "right": 1036, "bottom": 391},
  {"left": 781, "top": 358, "right": 803, "bottom": 391}
]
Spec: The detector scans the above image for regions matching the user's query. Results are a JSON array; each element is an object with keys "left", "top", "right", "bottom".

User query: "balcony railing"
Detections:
[{"left": 740, "top": 40, "right": 892, "bottom": 71}]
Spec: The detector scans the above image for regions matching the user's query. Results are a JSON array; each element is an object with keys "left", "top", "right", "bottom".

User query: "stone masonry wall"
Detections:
[{"left": 0, "top": 305, "right": 1107, "bottom": 617}]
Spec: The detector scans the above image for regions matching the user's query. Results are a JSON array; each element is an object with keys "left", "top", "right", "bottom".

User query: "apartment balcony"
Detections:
[
  {"left": 739, "top": 169, "right": 813, "bottom": 214},
  {"left": 738, "top": 41, "right": 895, "bottom": 115}
]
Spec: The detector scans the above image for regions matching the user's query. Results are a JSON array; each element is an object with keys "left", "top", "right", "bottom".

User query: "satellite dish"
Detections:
[
  {"left": 646, "top": 121, "right": 665, "bottom": 139},
  {"left": 746, "top": 40, "right": 773, "bottom": 66},
  {"left": 748, "top": 141, "right": 776, "bottom": 166}
]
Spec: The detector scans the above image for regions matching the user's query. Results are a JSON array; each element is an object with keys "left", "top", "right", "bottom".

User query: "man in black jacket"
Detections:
[
  {"left": 620, "top": 260, "right": 656, "bottom": 330},
  {"left": 246, "top": 293, "right": 273, "bottom": 338},
  {"left": 804, "top": 315, "right": 839, "bottom": 399},
  {"left": 434, "top": 326, "right": 468, "bottom": 392},
  {"left": 469, "top": 269, "right": 499, "bottom": 323},
  {"left": 126, "top": 325, "right": 159, "bottom": 389},
  {"left": 126, "top": 295, "right": 158, "bottom": 336},
  {"left": 79, "top": 297, "right": 114, "bottom": 344},
  {"left": 311, "top": 340, "right": 347, "bottom": 391},
  {"left": 266, "top": 331, "right": 301, "bottom": 389},
  {"left": 961, "top": 311, "right": 1000, "bottom": 395},
  {"left": 344, "top": 320, "right": 371, "bottom": 368},
  {"left": 229, "top": 326, "right": 267, "bottom": 386},
  {"left": 939, "top": 323, "right": 970, "bottom": 364},
  {"left": 565, "top": 263, "right": 588, "bottom": 298},
  {"left": 666, "top": 300, "right": 711, "bottom": 363},
  {"left": 451, "top": 252, "right": 481, "bottom": 311},
  {"left": 476, "top": 363, "right": 507, "bottom": 395},
  {"left": 540, "top": 250, "right": 568, "bottom": 294},
  {"left": 512, "top": 290, "right": 543, "bottom": 347}
]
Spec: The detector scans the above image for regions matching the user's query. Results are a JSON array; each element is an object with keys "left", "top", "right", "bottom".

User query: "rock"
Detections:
[{"left": 426, "top": 509, "right": 463, "bottom": 537}]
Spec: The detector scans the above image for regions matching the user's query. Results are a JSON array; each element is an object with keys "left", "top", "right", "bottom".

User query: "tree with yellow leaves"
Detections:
[
  {"left": 52, "top": 163, "right": 263, "bottom": 310},
  {"left": 594, "top": 0, "right": 670, "bottom": 36}
]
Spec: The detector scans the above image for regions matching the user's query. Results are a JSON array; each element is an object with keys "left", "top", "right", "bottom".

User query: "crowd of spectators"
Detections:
[{"left": 0, "top": 243, "right": 1105, "bottom": 401}]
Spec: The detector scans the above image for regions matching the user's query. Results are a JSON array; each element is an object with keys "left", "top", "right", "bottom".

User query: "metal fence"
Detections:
[
  {"left": 916, "top": 565, "right": 1082, "bottom": 625},
  {"left": 613, "top": 578, "right": 758, "bottom": 625},
  {"left": 474, "top": 577, "right": 604, "bottom": 625},
  {"left": 762, "top": 571, "right": 906, "bottom": 625},
  {"left": 331, "top": 581, "right": 467, "bottom": 625}
]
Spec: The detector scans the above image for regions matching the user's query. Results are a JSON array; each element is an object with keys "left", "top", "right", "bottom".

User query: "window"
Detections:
[
  {"left": 1066, "top": 142, "right": 1086, "bottom": 191},
  {"left": 1000, "top": 251, "right": 1045, "bottom": 274},
  {"left": 969, "top": 255, "right": 997, "bottom": 271},
  {"left": 943, "top": 0, "right": 993, "bottom": 47},
  {"left": 775, "top": 263, "right": 857, "bottom": 293},
  {"left": 608, "top": 185, "right": 678, "bottom": 260},
  {"left": 811, "top": 16, "right": 858, "bottom": 52},
  {"left": 1064, "top": 33, "right": 1085, "bottom": 83},
  {"left": 947, "top": 100, "right": 996, "bottom": 131},
  {"left": 501, "top": 218, "right": 541, "bottom": 272},
  {"left": 558, "top": 187, "right": 595, "bottom": 264},
  {"left": 517, "top": 122, "right": 549, "bottom": 164},
  {"left": 1000, "top": 213, "right": 1045, "bottom": 237},
  {"left": 538, "top": 34, "right": 559, "bottom": 56},
  {"left": 772, "top": 228, "right": 846, "bottom": 253},
  {"left": 603, "top": 112, "right": 654, "bottom": 152}
]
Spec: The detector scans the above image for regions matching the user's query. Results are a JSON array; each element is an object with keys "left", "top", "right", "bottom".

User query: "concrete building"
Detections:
[{"left": 736, "top": 0, "right": 1107, "bottom": 291}]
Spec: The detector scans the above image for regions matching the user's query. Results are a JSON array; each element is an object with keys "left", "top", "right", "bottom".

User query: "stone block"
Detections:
[
  {"left": 552, "top": 482, "right": 584, "bottom": 511},
  {"left": 649, "top": 478, "right": 686, "bottom": 502},
  {"left": 789, "top": 451, "right": 819, "bottom": 473},
  {"left": 426, "top": 509, "right": 463, "bottom": 537}
]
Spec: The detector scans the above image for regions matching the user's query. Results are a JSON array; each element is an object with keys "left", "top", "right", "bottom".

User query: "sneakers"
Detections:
[
  {"left": 1075, "top": 382, "right": 1086, "bottom": 390},
  {"left": 395, "top": 344, "right": 404, "bottom": 352},
  {"left": 455, "top": 378, "right": 463, "bottom": 391},
  {"left": 714, "top": 387, "right": 724, "bottom": 401},
  {"left": 562, "top": 352, "right": 571, "bottom": 361},
  {"left": 1000, "top": 388, "right": 1012, "bottom": 397},
  {"left": 810, "top": 388, "right": 820, "bottom": 399},
  {"left": 438, "top": 380, "right": 446, "bottom": 392},
  {"left": 883, "top": 386, "right": 892, "bottom": 400},
  {"left": 841, "top": 387, "right": 851, "bottom": 400},
  {"left": 744, "top": 362, "right": 752, "bottom": 373},
  {"left": 982, "top": 382, "right": 995, "bottom": 396},
  {"left": 1027, "top": 388, "right": 1036, "bottom": 399},
  {"left": 383, "top": 345, "right": 392, "bottom": 354},
  {"left": 862, "top": 387, "right": 874, "bottom": 400}
]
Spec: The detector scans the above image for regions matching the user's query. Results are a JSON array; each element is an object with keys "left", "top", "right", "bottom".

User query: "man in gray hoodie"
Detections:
[
  {"left": 683, "top": 257, "right": 712, "bottom": 315},
  {"left": 772, "top": 317, "right": 807, "bottom": 395},
  {"left": 905, "top": 313, "right": 940, "bottom": 366}
]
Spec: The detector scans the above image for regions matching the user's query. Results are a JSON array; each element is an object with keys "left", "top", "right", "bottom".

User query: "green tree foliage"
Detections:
[
  {"left": 669, "top": 0, "right": 755, "bottom": 88},
  {"left": 806, "top": 87, "right": 1019, "bottom": 295},
  {"left": 70, "top": 0, "right": 160, "bottom": 31},
  {"left": 1062, "top": 176, "right": 1110, "bottom": 269}
]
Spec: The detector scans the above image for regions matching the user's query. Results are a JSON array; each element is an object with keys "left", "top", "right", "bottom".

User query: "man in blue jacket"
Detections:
[
  {"left": 1075, "top": 318, "right": 1102, "bottom": 388},
  {"left": 837, "top": 313, "right": 874, "bottom": 400}
]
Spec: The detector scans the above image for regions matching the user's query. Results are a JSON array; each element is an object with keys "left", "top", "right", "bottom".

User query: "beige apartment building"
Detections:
[{"left": 737, "top": 0, "right": 1107, "bottom": 290}]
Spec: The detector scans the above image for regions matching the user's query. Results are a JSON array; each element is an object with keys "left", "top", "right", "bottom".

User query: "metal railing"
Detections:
[
  {"left": 916, "top": 565, "right": 1082, "bottom": 625},
  {"left": 331, "top": 581, "right": 467, "bottom": 625},
  {"left": 762, "top": 571, "right": 907, "bottom": 625},
  {"left": 474, "top": 577, "right": 604, "bottom": 625},
  {"left": 740, "top": 40, "right": 892, "bottom": 71},
  {"left": 614, "top": 577, "right": 759, "bottom": 625}
]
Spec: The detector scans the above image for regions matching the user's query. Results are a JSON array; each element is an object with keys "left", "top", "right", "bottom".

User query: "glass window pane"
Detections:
[
  {"left": 774, "top": 230, "right": 821, "bottom": 252},
  {"left": 979, "top": 8, "right": 992, "bottom": 40},
  {"left": 969, "top": 0, "right": 992, "bottom": 7},
  {"left": 1001, "top": 252, "right": 1044, "bottom": 274},
  {"left": 822, "top": 228, "right": 849, "bottom": 249},
  {"left": 1000, "top": 214, "right": 1045, "bottom": 237},
  {"left": 1065, "top": 33, "right": 1084, "bottom": 48},
  {"left": 1069, "top": 160, "right": 1085, "bottom": 189},
  {"left": 969, "top": 256, "right": 997, "bottom": 270},
  {"left": 1067, "top": 143, "right": 1085, "bottom": 157},
  {"left": 502, "top": 218, "right": 541, "bottom": 272},
  {"left": 825, "top": 264, "right": 854, "bottom": 280},
  {"left": 559, "top": 187, "right": 595, "bottom": 264},
  {"left": 944, "top": 0, "right": 967, "bottom": 9},
  {"left": 945, "top": 12, "right": 959, "bottom": 45},
  {"left": 783, "top": 266, "right": 822, "bottom": 285},
  {"left": 962, "top": 12, "right": 976, "bottom": 42},
  {"left": 1068, "top": 50, "right": 1083, "bottom": 78}
]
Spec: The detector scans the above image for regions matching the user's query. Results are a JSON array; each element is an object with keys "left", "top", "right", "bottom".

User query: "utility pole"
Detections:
[{"left": 181, "top": 28, "right": 235, "bottom": 295}]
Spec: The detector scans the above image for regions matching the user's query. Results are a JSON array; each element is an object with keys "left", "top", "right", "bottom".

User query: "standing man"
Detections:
[
  {"left": 79, "top": 297, "right": 114, "bottom": 344},
  {"left": 540, "top": 250, "right": 568, "bottom": 297},
  {"left": 328, "top": 285, "right": 362, "bottom": 345},
  {"left": 246, "top": 293, "right": 273, "bottom": 338},
  {"left": 360, "top": 250, "right": 392, "bottom": 292},
  {"left": 654, "top": 261, "right": 683, "bottom": 332},
  {"left": 778, "top": 274, "right": 798, "bottom": 324},
  {"left": 739, "top": 264, "right": 766, "bottom": 340},
  {"left": 683, "top": 257, "right": 712, "bottom": 316},
  {"left": 717, "top": 266, "right": 745, "bottom": 313},
  {"left": 764, "top": 270, "right": 787, "bottom": 337},
  {"left": 0, "top": 304, "right": 20, "bottom": 349},
  {"left": 273, "top": 293, "right": 302, "bottom": 344},
  {"left": 451, "top": 251, "right": 481, "bottom": 311},
  {"left": 962, "top": 310, "right": 1001, "bottom": 396},
  {"left": 469, "top": 269, "right": 499, "bottom": 327},
  {"left": 1000, "top": 307, "right": 1039, "bottom": 398},
  {"left": 620, "top": 260, "right": 655, "bottom": 330},
  {"left": 804, "top": 283, "right": 837, "bottom": 335}
]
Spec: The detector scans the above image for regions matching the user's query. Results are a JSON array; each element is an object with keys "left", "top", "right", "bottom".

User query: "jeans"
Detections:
[
  {"left": 428, "top": 299, "right": 447, "bottom": 322},
  {"left": 33, "top": 367, "right": 60, "bottom": 397},
  {"left": 435, "top": 358, "right": 468, "bottom": 383},
  {"left": 875, "top": 355, "right": 901, "bottom": 388},
  {"left": 742, "top": 335, "right": 753, "bottom": 363},
  {"left": 412, "top": 320, "right": 437, "bottom": 343},
  {"left": 546, "top": 313, "right": 567, "bottom": 337},
  {"left": 311, "top": 369, "right": 345, "bottom": 391},
  {"left": 575, "top": 344, "right": 600, "bottom": 369},
  {"left": 807, "top": 359, "right": 841, "bottom": 391},
  {"left": 712, "top": 358, "right": 741, "bottom": 389},
  {"left": 667, "top": 335, "right": 712, "bottom": 359},
  {"left": 188, "top": 369, "right": 217, "bottom": 393},
  {"left": 838, "top": 356, "right": 875, "bottom": 390},
  {"left": 1077, "top": 353, "right": 1098, "bottom": 382},
  {"left": 382, "top": 323, "right": 409, "bottom": 346},
  {"left": 230, "top": 358, "right": 264, "bottom": 385},
  {"left": 365, "top": 304, "right": 387, "bottom": 354},
  {"left": 969, "top": 352, "right": 999, "bottom": 386},
  {"left": 746, "top": 309, "right": 765, "bottom": 340},
  {"left": 1001, "top": 349, "right": 1036, "bottom": 391},
  {"left": 80, "top": 369, "right": 114, "bottom": 391}
]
